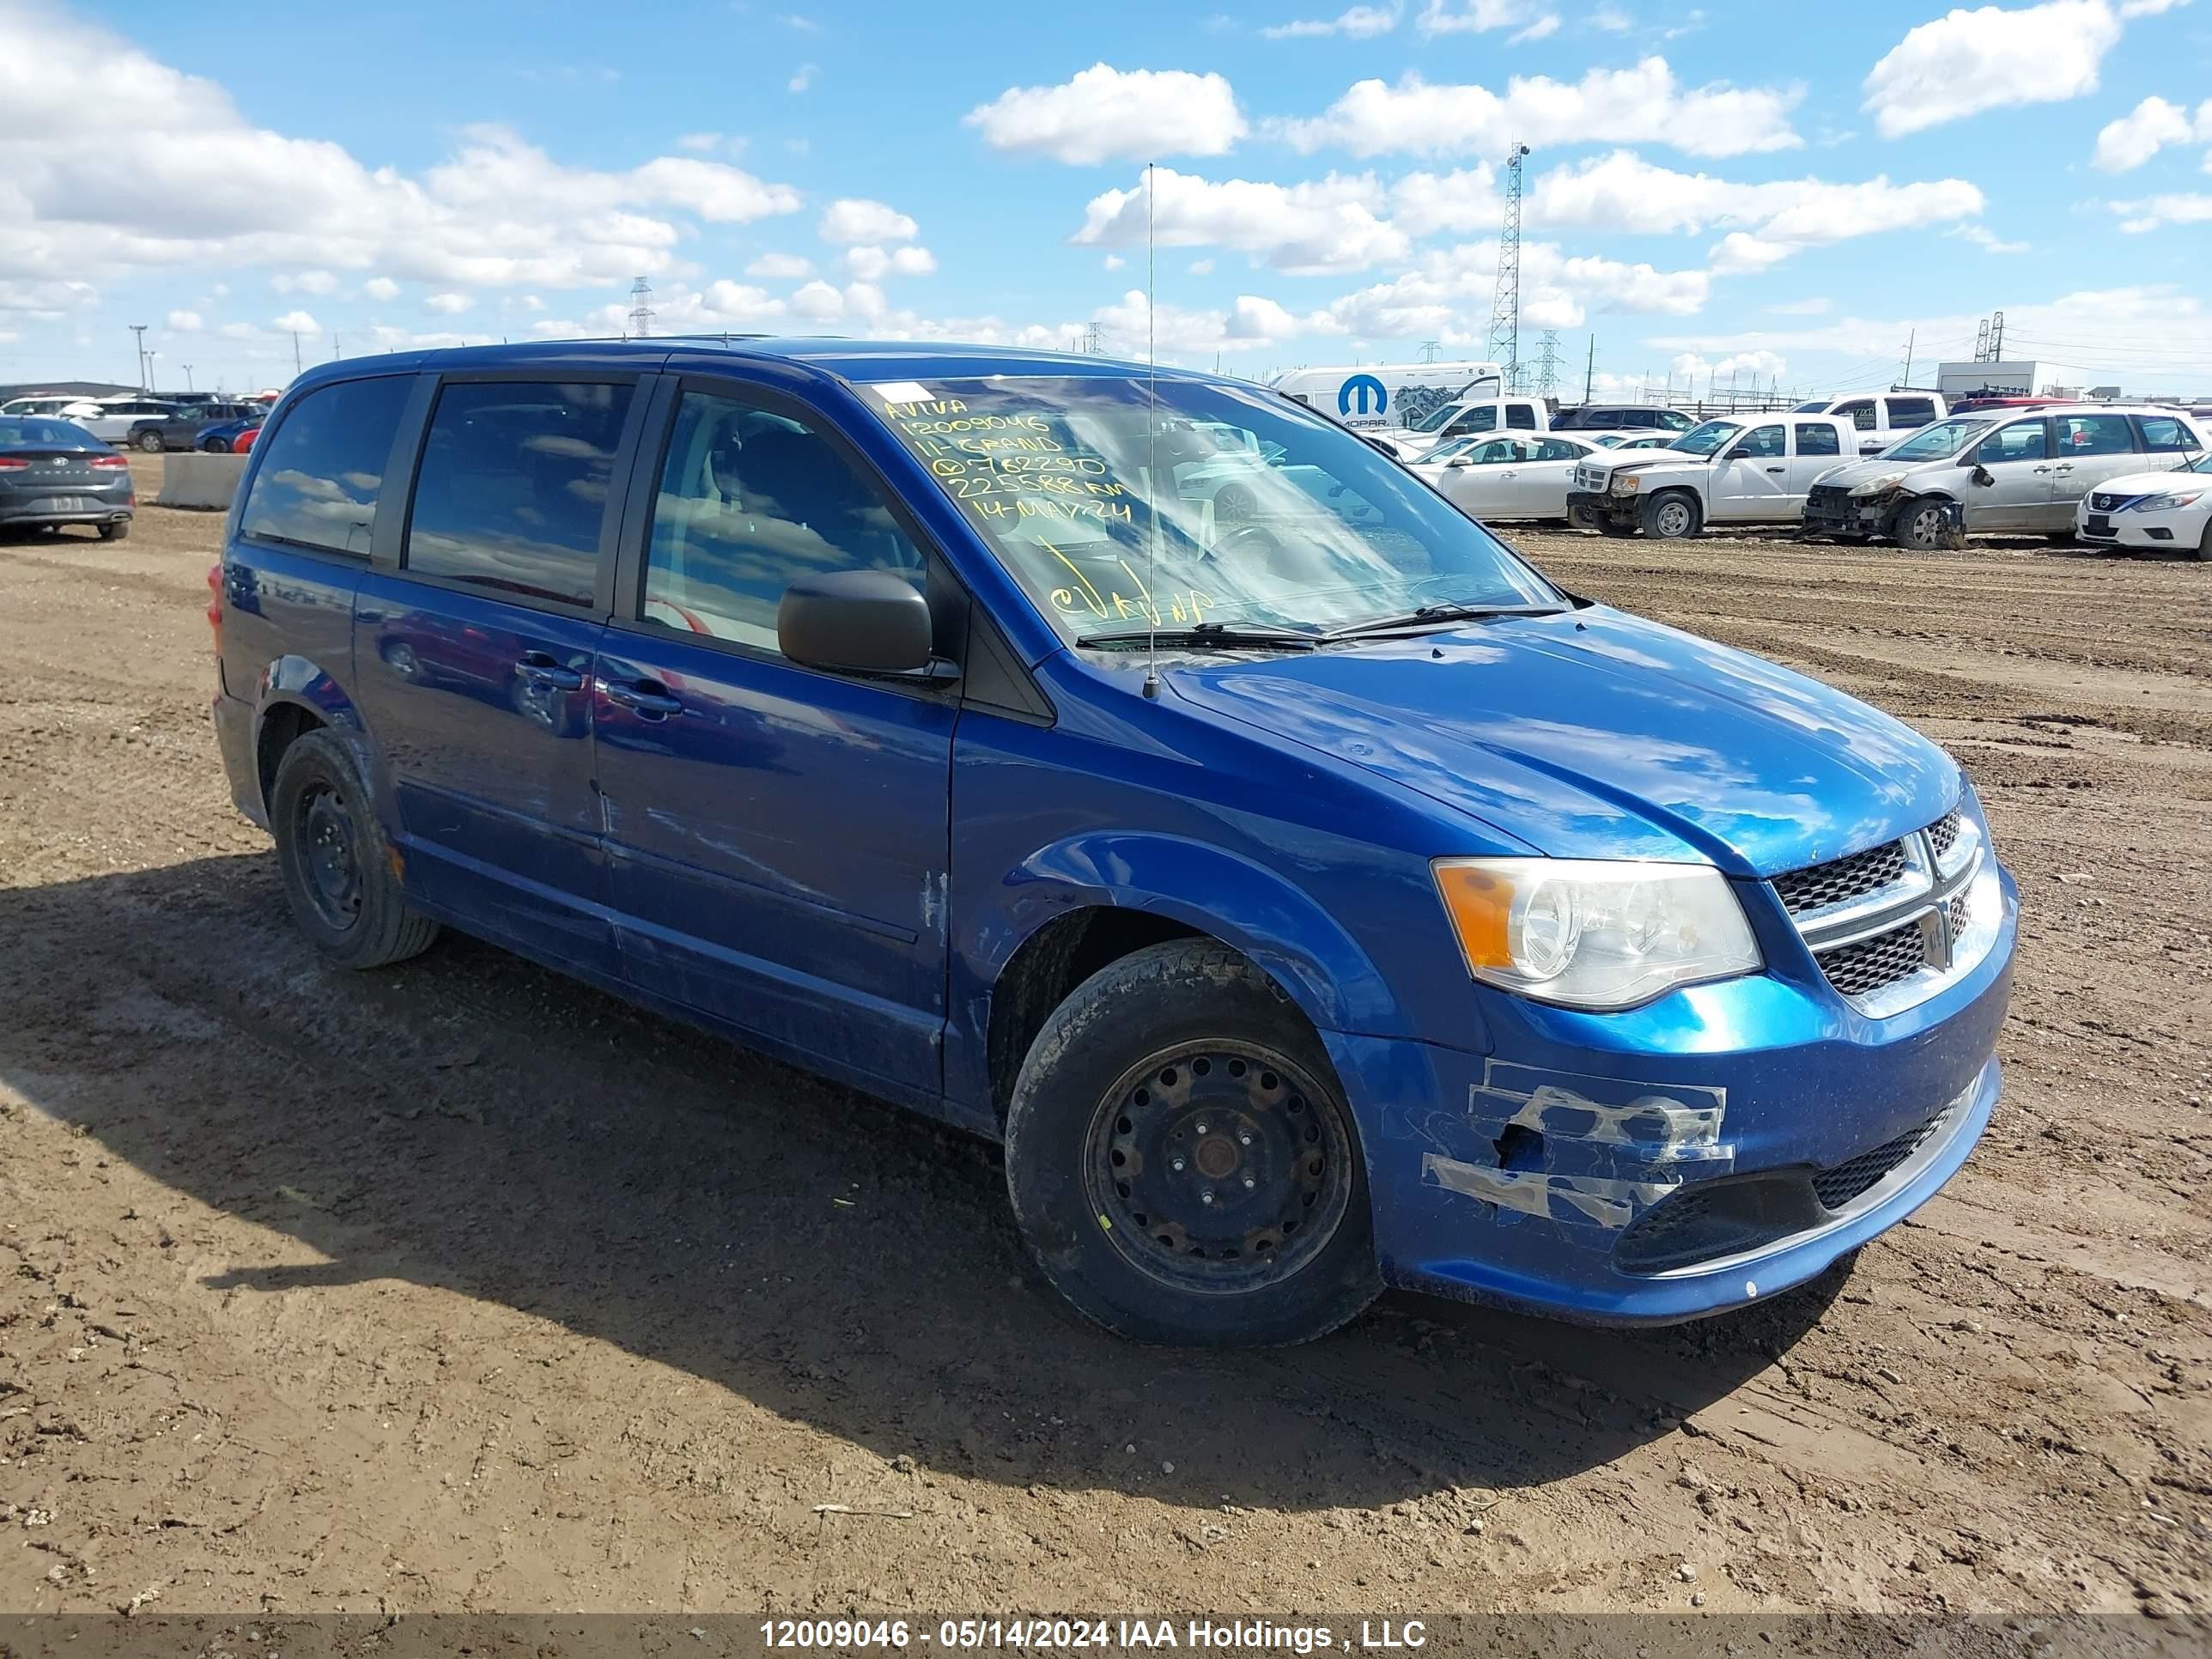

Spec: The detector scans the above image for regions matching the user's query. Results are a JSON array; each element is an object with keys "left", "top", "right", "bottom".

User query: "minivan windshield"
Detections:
[
  {"left": 1882, "top": 417, "right": 1995, "bottom": 461},
  {"left": 866, "top": 375, "right": 1561, "bottom": 641},
  {"left": 1668, "top": 419, "right": 1743, "bottom": 458}
]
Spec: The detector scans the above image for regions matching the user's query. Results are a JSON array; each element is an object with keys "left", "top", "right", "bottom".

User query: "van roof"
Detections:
[{"left": 282, "top": 336, "right": 1229, "bottom": 394}]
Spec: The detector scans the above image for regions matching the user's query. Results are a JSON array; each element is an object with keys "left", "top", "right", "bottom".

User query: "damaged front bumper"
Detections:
[
  {"left": 1799, "top": 485, "right": 1890, "bottom": 538},
  {"left": 1565, "top": 489, "right": 1637, "bottom": 530},
  {"left": 1324, "top": 872, "right": 2016, "bottom": 1324}
]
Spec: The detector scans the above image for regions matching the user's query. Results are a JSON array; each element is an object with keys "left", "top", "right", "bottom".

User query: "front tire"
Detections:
[
  {"left": 2197, "top": 518, "right": 2212, "bottom": 562},
  {"left": 1640, "top": 490, "right": 1701, "bottom": 540},
  {"left": 1888, "top": 496, "right": 1954, "bottom": 552},
  {"left": 201, "top": 436, "right": 230, "bottom": 453},
  {"left": 1004, "top": 940, "right": 1380, "bottom": 1346},
  {"left": 270, "top": 729, "right": 440, "bottom": 969},
  {"left": 136, "top": 429, "right": 165, "bottom": 453}
]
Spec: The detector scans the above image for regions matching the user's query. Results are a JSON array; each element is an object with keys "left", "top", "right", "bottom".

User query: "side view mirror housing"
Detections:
[
  {"left": 1970, "top": 465, "right": 1995, "bottom": 488},
  {"left": 778, "top": 569, "right": 949, "bottom": 679}
]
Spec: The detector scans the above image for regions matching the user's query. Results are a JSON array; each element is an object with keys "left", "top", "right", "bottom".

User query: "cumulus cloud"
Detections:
[
  {"left": 964, "top": 64, "right": 1248, "bottom": 163},
  {"left": 2093, "top": 94, "right": 2212, "bottom": 170},
  {"left": 1862, "top": 0, "right": 2136, "bottom": 137},
  {"left": 271, "top": 309, "right": 320, "bottom": 334},
  {"left": 2112, "top": 191, "right": 2212, "bottom": 230},
  {"left": 166, "top": 307, "right": 202, "bottom": 331},
  {"left": 819, "top": 198, "right": 919, "bottom": 246},
  {"left": 1414, "top": 0, "right": 1555, "bottom": 33},
  {"left": 361, "top": 276, "right": 399, "bottom": 301},
  {"left": 1272, "top": 58, "right": 1802, "bottom": 158},
  {"left": 1262, "top": 3, "right": 1402, "bottom": 37},
  {"left": 0, "top": 5, "right": 803, "bottom": 292},
  {"left": 1072, "top": 167, "right": 1410, "bottom": 274},
  {"left": 272, "top": 269, "right": 337, "bottom": 295},
  {"left": 424, "top": 291, "right": 471, "bottom": 313},
  {"left": 843, "top": 244, "right": 938, "bottom": 279},
  {"left": 787, "top": 63, "right": 817, "bottom": 94},
  {"left": 745, "top": 252, "right": 813, "bottom": 279}
]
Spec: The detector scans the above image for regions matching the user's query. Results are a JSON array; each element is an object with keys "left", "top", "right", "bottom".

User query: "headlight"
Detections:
[
  {"left": 2130, "top": 489, "right": 2203, "bottom": 512},
  {"left": 1609, "top": 475, "right": 1640, "bottom": 495},
  {"left": 1431, "top": 858, "right": 1762, "bottom": 1010},
  {"left": 1850, "top": 472, "right": 1907, "bottom": 497}
]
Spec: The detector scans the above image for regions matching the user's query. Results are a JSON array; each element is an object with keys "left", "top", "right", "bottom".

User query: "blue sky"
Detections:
[{"left": 3, "top": 0, "right": 2209, "bottom": 399}]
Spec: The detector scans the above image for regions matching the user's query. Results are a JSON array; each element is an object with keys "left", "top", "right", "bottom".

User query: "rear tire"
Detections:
[
  {"left": 201, "top": 436, "right": 230, "bottom": 453},
  {"left": 1887, "top": 496, "right": 1954, "bottom": 552},
  {"left": 1640, "top": 491, "right": 1701, "bottom": 540},
  {"left": 98, "top": 520, "right": 127, "bottom": 541},
  {"left": 1004, "top": 939, "right": 1381, "bottom": 1346},
  {"left": 270, "top": 729, "right": 440, "bottom": 969}
]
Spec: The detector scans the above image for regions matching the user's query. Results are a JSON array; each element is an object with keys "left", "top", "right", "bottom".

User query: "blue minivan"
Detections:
[{"left": 210, "top": 339, "right": 2017, "bottom": 1346}]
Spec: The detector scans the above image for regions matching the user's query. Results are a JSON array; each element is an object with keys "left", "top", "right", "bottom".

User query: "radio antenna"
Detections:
[{"left": 1141, "top": 161, "right": 1162, "bottom": 701}]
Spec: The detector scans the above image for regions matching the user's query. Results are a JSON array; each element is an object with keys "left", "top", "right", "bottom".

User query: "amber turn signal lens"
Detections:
[{"left": 1432, "top": 860, "right": 1516, "bottom": 971}]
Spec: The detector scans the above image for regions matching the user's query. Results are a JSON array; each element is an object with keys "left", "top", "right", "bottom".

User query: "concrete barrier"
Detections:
[{"left": 155, "top": 452, "right": 249, "bottom": 511}]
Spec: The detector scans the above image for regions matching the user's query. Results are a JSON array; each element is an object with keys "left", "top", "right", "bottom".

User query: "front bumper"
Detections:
[
  {"left": 1325, "top": 866, "right": 2018, "bottom": 1325},
  {"left": 1801, "top": 489, "right": 1888, "bottom": 538},
  {"left": 1565, "top": 489, "right": 1636, "bottom": 526},
  {"left": 2076, "top": 505, "right": 2206, "bottom": 550}
]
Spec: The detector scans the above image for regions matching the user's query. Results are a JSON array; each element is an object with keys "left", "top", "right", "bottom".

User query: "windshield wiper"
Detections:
[
  {"left": 1323, "top": 602, "right": 1565, "bottom": 641},
  {"left": 1075, "top": 621, "right": 1321, "bottom": 651}
]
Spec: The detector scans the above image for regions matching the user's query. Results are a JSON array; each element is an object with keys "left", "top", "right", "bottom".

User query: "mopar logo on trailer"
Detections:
[{"left": 1338, "top": 374, "right": 1387, "bottom": 421}]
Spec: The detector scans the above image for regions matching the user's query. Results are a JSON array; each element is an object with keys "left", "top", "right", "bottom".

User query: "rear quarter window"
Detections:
[{"left": 239, "top": 375, "right": 413, "bottom": 556}]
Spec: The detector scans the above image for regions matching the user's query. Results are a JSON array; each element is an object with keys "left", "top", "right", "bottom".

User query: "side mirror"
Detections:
[
  {"left": 1970, "top": 465, "right": 1995, "bottom": 488},
  {"left": 777, "top": 569, "right": 944, "bottom": 678}
]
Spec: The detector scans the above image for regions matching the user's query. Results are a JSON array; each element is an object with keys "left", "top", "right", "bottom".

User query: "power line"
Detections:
[{"left": 1486, "top": 142, "right": 1529, "bottom": 393}]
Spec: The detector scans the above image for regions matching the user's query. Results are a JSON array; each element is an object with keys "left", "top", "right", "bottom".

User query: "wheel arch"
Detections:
[{"left": 249, "top": 658, "right": 368, "bottom": 817}]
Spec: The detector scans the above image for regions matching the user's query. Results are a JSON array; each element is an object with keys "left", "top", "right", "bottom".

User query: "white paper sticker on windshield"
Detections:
[{"left": 869, "top": 380, "right": 935, "bottom": 407}]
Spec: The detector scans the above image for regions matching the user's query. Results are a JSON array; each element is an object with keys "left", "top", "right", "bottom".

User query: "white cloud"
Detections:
[
  {"left": 1525, "top": 150, "right": 1984, "bottom": 268},
  {"left": 779, "top": 11, "right": 819, "bottom": 28},
  {"left": 676, "top": 131, "right": 721, "bottom": 151},
  {"left": 2093, "top": 94, "right": 2212, "bottom": 169},
  {"left": 843, "top": 244, "right": 937, "bottom": 279},
  {"left": 964, "top": 64, "right": 1248, "bottom": 163},
  {"left": 819, "top": 198, "right": 918, "bottom": 246},
  {"left": 271, "top": 309, "right": 320, "bottom": 333},
  {"left": 1592, "top": 3, "right": 1633, "bottom": 27},
  {"left": 0, "top": 9, "right": 805, "bottom": 294},
  {"left": 1262, "top": 3, "right": 1403, "bottom": 37},
  {"left": 1766, "top": 297, "right": 1832, "bottom": 315},
  {"left": 1103, "top": 254, "right": 1125, "bottom": 270},
  {"left": 2112, "top": 191, "right": 2212, "bottom": 229},
  {"left": 424, "top": 291, "right": 471, "bottom": 313},
  {"left": 1072, "top": 167, "right": 1410, "bottom": 274},
  {"left": 1510, "top": 15, "right": 1562, "bottom": 40},
  {"left": 1273, "top": 58, "right": 1802, "bottom": 158},
  {"left": 361, "top": 276, "right": 399, "bottom": 301},
  {"left": 1668, "top": 348, "right": 1789, "bottom": 390},
  {"left": 1948, "top": 223, "right": 2029, "bottom": 252},
  {"left": 1415, "top": 0, "right": 1554, "bottom": 33},
  {"left": 1188, "top": 258, "right": 1215, "bottom": 274},
  {"left": 1862, "top": 1, "right": 2125, "bottom": 137},
  {"left": 787, "top": 63, "right": 817, "bottom": 94},
  {"left": 745, "top": 252, "right": 813, "bottom": 279},
  {"left": 272, "top": 269, "right": 337, "bottom": 295},
  {"left": 166, "top": 307, "right": 203, "bottom": 331},
  {"left": 2118, "top": 0, "right": 2190, "bottom": 13}
]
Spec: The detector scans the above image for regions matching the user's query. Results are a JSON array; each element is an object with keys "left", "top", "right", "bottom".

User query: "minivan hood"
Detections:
[
  {"left": 1814, "top": 454, "right": 1954, "bottom": 488},
  {"left": 1168, "top": 607, "right": 1957, "bottom": 877}
]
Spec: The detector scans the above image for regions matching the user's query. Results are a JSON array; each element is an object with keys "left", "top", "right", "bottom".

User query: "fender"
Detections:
[{"left": 247, "top": 658, "right": 368, "bottom": 811}]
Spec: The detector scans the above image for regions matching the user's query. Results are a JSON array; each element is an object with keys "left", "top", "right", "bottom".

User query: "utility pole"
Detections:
[
  {"left": 1486, "top": 142, "right": 1530, "bottom": 392},
  {"left": 146, "top": 349, "right": 158, "bottom": 391},
  {"left": 293, "top": 331, "right": 303, "bottom": 376},
  {"left": 182, "top": 363, "right": 195, "bottom": 393},
  {"left": 1900, "top": 330, "right": 1914, "bottom": 388},
  {"left": 130, "top": 324, "right": 149, "bottom": 391},
  {"left": 1583, "top": 334, "right": 1595, "bottom": 401}
]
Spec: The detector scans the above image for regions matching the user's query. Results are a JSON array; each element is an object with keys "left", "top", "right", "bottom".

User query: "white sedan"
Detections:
[
  {"left": 1414, "top": 434, "right": 1608, "bottom": 520},
  {"left": 2075, "top": 452, "right": 2211, "bottom": 559}
]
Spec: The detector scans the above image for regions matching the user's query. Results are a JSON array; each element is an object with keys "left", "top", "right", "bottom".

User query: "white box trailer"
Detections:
[{"left": 1272, "top": 361, "right": 1505, "bottom": 432}]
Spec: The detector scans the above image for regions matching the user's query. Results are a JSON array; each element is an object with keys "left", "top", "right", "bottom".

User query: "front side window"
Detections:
[
  {"left": 1793, "top": 422, "right": 1842, "bottom": 457},
  {"left": 864, "top": 374, "right": 1558, "bottom": 642},
  {"left": 1977, "top": 422, "right": 2049, "bottom": 465},
  {"left": 240, "top": 375, "right": 412, "bottom": 556},
  {"left": 640, "top": 388, "right": 925, "bottom": 653},
  {"left": 405, "top": 380, "right": 633, "bottom": 607},
  {"left": 1732, "top": 424, "right": 1786, "bottom": 459},
  {"left": 2054, "top": 414, "right": 2135, "bottom": 457}
]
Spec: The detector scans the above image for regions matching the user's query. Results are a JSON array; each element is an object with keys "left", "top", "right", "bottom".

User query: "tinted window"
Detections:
[
  {"left": 1505, "top": 403, "right": 1536, "bottom": 429},
  {"left": 1835, "top": 399, "right": 1875, "bottom": 431},
  {"left": 1466, "top": 438, "right": 1523, "bottom": 464},
  {"left": 641, "top": 388, "right": 925, "bottom": 653},
  {"left": 1532, "top": 437, "right": 1585, "bottom": 462},
  {"left": 1888, "top": 398, "right": 1936, "bottom": 428},
  {"left": 1794, "top": 422, "right": 1842, "bottom": 457},
  {"left": 2136, "top": 415, "right": 2199, "bottom": 453},
  {"left": 1977, "top": 422, "right": 2047, "bottom": 464},
  {"left": 240, "top": 375, "right": 412, "bottom": 555},
  {"left": 405, "top": 380, "right": 632, "bottom": 607},
  {"left": 1733, "top": 424, "right": 1785, "bottom": 459},
  {"left": 1450, "top": 407, "right": 1498, "bottom": 435},
  {"left": 1656, "top": 410, "right": 1693, "bottom": 431},
  {"left": 2053, "top": 414, "right": 2136, "bottom": 457}
]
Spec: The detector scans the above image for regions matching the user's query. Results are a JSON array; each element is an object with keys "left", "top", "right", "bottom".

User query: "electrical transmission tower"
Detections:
[
  {"left": 1418, "top": 339, "right": 1442, "bottom": 363},
  {"left": 1989, "top": 309, "right": 2005, "bottom": 360},
  {"left": 1487, "top": 143, "right": 1530, "bottom": 392},
  {"left": 1082, "top": 324, "right": 1104, "bottom": 356},
  {"left": 628, "top": 276, "right": 655, "bottom": 338},
  {"left": 1534, "top": 330, "right": 1561, "bottom": 397}
]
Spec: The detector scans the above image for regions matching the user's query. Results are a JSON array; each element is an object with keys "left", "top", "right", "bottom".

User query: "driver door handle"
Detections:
[
  {"left": 1764, "top": 465, "right": 1785, "bottom": 474},
  {"left": 602, "top": 678, "right": 684, "bottom": 719}
]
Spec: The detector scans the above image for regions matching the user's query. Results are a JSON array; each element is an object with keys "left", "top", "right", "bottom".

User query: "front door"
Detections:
[
  {"left": 1962, "top": 418, "right": 2053, "bottom": 531},
  {"left": 1713, "top": 422, "right": 1789, "bottom": 518},
  {"left": 352, "top": 374, "right": 643, "bottom": 974},
  {"left": 1787, "top": 421, "right": 1847, "bottom": 505},
  {"left": 2045, "top": 412, "right": 2144, "bottom": 528},
  {"left": 592, "top": 378, "right": 958, "bottom": 1101}
]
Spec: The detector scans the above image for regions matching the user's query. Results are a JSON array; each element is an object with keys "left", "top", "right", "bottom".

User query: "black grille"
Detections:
[
  {"left": 1816, "top": 920, "right": 1929, "bottom": 998},
  {"left": 1806, "top": 483, "right": 1853, "bottom": 511},
  {"left": 1772, "top": 839, "right": 1907, "bottom": 916},
  {"left": 2089, "top": 492, "right": 2136, "bottom": 514},
  {"left": 1811, "top": 1103, "right": 1955, "bottom": 1211},
  {"left": 1928, "top": 810, "right": 1961, "bottom": 861}
]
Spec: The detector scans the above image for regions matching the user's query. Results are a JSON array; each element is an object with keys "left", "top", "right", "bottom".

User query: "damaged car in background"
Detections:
[
  {"left": 1802, "top": 406, "right": 2209, "bottom": 551},
  {"left": 212, "top": 339, "right": 2019, "bottom": 1346}
]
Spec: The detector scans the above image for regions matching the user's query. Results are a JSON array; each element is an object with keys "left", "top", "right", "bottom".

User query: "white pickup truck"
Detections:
[
  {"left": 1385, "top": 397, "right": 1551, "bottom": 461},
  {"left": 1790, "top": 392, "right": 1948, "bottom": 456},
  {"left": 1565, "top": 413, "right": 1860, "bottom": 538}
]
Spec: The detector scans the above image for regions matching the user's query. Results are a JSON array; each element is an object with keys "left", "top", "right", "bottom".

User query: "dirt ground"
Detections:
[{"left": 3, "top": 459, "right": 2209, "bottom": 1622}]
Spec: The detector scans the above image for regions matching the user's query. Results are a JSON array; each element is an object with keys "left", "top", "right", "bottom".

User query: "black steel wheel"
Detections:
[
  {"left": 1085, "top": 1041, "right": 1355, "bottom": 1296},
  {"left": 294, "top": 780, "right": 364, "bottom": 932},
  {"left": 270, "top": 728, "right": 440, "bottom": 969},
  {"left": 1005, "top": 939, "right": 1380, "bottom": 1346}
]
